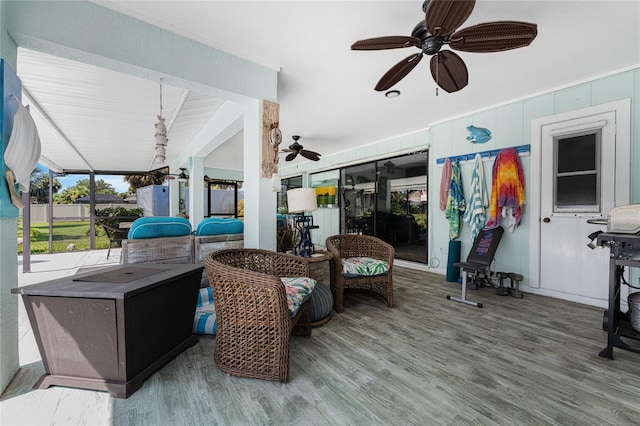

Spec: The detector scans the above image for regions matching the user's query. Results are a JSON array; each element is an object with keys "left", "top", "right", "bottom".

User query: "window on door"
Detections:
[{"left": 553, "top": 131, "right": 601, "bottom": 213}]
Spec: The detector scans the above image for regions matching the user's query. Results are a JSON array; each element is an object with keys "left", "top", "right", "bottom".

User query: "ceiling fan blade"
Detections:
[
  {"left": 450, "top": 21, "right": 538, "bottom": 52},
  {"left": 430, "top": 50, "right": 468, "bottom": 93},
  {"left": 425, "top": 0, "right": 476, "bottom": 37},
  {"left": 375, "top": 53, "right": 423, "bottom": 91},
  {"left": 285, "top": 152, "right": 298, "bottom": 162},
  {"left": 300, "top": 150, "right": 321, "bottom": 161},
  {"left": 351, "top": 36, "right": 420, "bottom": 51}
]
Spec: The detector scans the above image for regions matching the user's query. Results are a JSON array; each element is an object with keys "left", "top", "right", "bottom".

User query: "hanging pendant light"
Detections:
[{"left": 154, "top": 79, "right": 168, "bottom": 163}]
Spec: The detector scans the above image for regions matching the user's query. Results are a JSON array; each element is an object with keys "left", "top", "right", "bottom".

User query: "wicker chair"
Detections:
[
  {"left": 203, "top": 248, "right": 312, "bottom": 382},
  {"left": 325, "top": 234, "right": 395, "bottom": 313}
]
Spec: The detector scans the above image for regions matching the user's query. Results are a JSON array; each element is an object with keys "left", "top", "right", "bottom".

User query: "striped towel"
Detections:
[
  {"left": 193, "top": 287, "right": 216, "bottom": 334},
  {"left": 462, "top": 153, "right": 489, "bottom": 241}
]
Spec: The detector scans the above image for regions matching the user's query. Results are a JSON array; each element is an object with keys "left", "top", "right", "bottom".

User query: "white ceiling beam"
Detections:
[
  {"left": 37, "top": 154, "right": 64, "bottom": 173},
  {"left": 21, "top": 86, "right": 94, "bottom": 171},
  {"left": 166, "top": 89, "right": 190, "bottom": 136}
]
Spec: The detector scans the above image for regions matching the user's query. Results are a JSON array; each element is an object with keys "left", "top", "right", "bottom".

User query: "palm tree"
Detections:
[
  {"left": 123, "top": 174, "right": 166, "bottom": 191},
  {"left": 30, "top": 167, "right": 62, "bottom": 204}
]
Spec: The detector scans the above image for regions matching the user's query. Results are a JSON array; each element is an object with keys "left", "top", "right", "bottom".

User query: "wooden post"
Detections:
[{"left": 261, "top": 100, "right": 280, "bottom": 178}]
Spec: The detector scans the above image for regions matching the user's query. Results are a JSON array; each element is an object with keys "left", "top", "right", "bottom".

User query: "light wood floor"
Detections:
[{"left": 4, "top": 257, "right": 640, "bottom": 425}]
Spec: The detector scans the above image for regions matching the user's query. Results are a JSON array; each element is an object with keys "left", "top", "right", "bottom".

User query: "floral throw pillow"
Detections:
[
  {"left": 281, "top": 277, "right": 317, "bottom": 316},
  {"left": 342, "top": 257, "right": 389, "bottom": 277}
]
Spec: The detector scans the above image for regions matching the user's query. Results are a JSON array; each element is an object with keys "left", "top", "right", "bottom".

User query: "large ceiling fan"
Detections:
[
  {"left": 282, "top": 135, "right": 321, "bottom": 162},
  {"left": 351, "top": 0, "right": 537, "bottom": 93}
]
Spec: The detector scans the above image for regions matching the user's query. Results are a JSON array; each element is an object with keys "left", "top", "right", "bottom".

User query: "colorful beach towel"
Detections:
[
  {"left": 439, "top": 157, "right": 452, "bottom": 211},
  {"left": 444, "top": 160, "right": 465, "bottom": 240},
  {"left": 486, "top": 147, "right": 526, "bottom": 233}
]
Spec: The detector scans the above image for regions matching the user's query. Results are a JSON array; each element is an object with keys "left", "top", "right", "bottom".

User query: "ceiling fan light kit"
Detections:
[{"left": 352, "top": 0, "right": 537, "bottom": 93}]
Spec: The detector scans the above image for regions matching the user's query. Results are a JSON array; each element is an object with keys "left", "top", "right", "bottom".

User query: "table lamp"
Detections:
[{"left": 287, "top": 187, "right": 318, "bottom": 257}]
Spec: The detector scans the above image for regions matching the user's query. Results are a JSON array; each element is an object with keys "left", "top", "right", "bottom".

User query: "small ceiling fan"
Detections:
[
  {"left": 282, "top": 135, "right": 321, "bottom": 162},
  {"left": 383, "top": 160, "right": 397, "bottom": 174},
  {"left": 351, "top": 0, "right": 538, "bottom": 93},
  {"left": 147, "top": 166, "right": 188, "bottom": 181}
]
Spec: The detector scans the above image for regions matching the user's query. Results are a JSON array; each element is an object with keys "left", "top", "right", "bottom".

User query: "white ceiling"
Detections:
[{"left": 15, "top": 1, "right": 640, "bottom": 174}]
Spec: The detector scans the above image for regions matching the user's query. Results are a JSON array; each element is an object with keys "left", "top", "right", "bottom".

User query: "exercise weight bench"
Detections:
[{"left": 447, "top": 226, "right": 504, "bottom": 308}]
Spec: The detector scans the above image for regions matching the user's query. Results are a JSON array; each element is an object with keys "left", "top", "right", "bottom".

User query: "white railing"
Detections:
[{"left": 27, "top": 204, "right": 134, "bottom": 223}]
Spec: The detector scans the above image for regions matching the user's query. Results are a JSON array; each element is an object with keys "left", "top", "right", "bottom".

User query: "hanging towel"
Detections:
[
  {"left": 4, "top": 102, "right": 42, "bottom": 209},
  {"left": 486, "top": 147, "right": 526, "bottom": 233},
  {"left": 462, "top": 153, "right": 489, "bottom": 241},
  {"left": 444, "top": 160, "right": 465, "bottom": 240},
  {"left": 4, "top": 102, "right": 41, "bottom": 193},
  {"left": 439, "top": 157, "right": 452, "bottom": 211}
]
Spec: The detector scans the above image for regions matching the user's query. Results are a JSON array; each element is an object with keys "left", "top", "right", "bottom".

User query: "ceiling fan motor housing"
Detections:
[{"left": 412, "top": 21, "right": 445, "bottom": 55}]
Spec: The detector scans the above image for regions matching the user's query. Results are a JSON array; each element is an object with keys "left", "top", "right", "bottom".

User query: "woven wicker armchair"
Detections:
[
  {"left": 326, "top": 234, "right": 395, "bottom": 313},
  {"left": 203, "top": 248, "right": 312, "bottom": 382}
]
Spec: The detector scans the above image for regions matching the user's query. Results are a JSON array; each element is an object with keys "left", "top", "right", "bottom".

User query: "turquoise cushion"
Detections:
[
  {"left": 127, "top": 217, "right": 192, "bottom": 239},
  {"left": 193, "top": 312, "right": 216, "bottom": 335},
  {"left": 195, "top": 217, "right": 244, "bottom": 236},
  {"left": 196, "top": 286, "right": 214, "bottom": 307}
]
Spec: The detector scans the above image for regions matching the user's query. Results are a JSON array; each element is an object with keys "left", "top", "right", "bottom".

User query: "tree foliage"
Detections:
[
  {"left": 29, "top": 167, "right": 62, "bottom": 204},
  {"left": 94, "top": 206, "right": 144, "bottom": 229},
  {"left": 53, "top": 178, "right": 118, "bottom": 204},
  {"left": 124, "top": 174, "right": 166, "bottom": 192}
]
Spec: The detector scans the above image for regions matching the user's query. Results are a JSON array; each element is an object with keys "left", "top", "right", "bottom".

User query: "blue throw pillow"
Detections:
[
  {"left": 127, "top": 217, "right": 192, "bottom": 239},
  {"left": 195, "top": 217, "right": 244, "bottom": 236}
]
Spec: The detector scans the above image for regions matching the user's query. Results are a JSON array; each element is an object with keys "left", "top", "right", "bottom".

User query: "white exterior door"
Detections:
[{"left": 530, "top": 99, "right": 630, "bottom": 308}]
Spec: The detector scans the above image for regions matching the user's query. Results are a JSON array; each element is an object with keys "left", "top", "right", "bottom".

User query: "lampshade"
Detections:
[
  {"left": 287, "top": 188, "right": 317, "bottom": 214},
  {"left": 272, "top": 173, "right": 281, "bottom": 192}
]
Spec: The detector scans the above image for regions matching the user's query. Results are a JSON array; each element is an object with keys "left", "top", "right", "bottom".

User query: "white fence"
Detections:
[{"left": 27, "top": 204, "right": 134, "bottom": 223}]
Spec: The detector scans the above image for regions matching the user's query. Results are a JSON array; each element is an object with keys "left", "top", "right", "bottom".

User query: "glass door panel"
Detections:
[
  {"left": 339, "top": 152, "right": 428, "bottom": 263},
  {"left": 376, "top": 154, "right": 428, "bottom": 263},
  {"left": 340, "top": 163, "right": 377, "bottom": 235}
]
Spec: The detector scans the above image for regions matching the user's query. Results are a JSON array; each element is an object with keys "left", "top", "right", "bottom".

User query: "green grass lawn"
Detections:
[{"left": 18, "top": 221, "right": 112, "bottom": 254}]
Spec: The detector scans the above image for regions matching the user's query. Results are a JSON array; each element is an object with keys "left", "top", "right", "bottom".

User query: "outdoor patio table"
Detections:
[{"left": 12, "top": 263, "right": 203, "bottom": 398}]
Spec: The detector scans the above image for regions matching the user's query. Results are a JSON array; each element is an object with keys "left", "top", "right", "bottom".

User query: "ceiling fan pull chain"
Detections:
[{"left": 435, "top": 53, "right": 439, "bottom": 96}]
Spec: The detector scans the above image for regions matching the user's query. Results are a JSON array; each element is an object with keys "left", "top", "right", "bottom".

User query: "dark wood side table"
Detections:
[
  {"left": 305, "top": 250, "right": 334, "bottom": 327},
  {"left": 12, "top": 263, "right": 203, "bottom": 398},
  {"left": 306, "top": 249, "right": 333, "bottom": 283}
]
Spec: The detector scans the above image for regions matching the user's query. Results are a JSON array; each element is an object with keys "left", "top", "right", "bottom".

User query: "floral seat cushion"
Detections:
[
  {"left": 342, "top": 257, "right": 389, "bottom": 278},
  {"left": 281, "top": 277, "right": 317, "bottom": 317}
]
